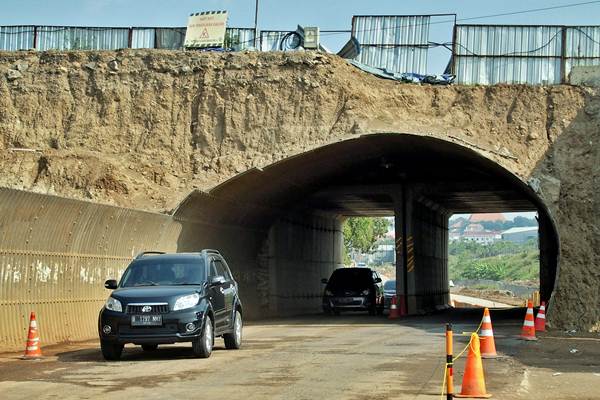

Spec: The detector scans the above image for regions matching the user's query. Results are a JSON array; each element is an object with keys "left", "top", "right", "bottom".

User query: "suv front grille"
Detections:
[{"left": 126, "top": 303, "right": 169, "bottom": 314}]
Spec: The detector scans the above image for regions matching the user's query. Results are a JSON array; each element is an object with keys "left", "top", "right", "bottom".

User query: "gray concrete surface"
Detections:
[
  {"left": 569, "top": 66, "right": 600, "bottom": 87},
  {"left": 1, "top": 310, "right": 598, "bottom": 400}
]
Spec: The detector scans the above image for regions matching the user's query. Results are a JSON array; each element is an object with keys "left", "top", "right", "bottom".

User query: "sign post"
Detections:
[{"left": 184, "top": 11, "right": 228, "bottom": 49}]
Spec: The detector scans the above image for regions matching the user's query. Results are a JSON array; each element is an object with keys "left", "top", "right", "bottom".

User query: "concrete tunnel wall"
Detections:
[
  {"left": 0, "top": 187, "right": 342, "bottom": 351},
  {"left": 265, "top": 215, "right": 344, "bottom": 316},
  {"left": 410, "top": 200, "right": 450, "bottom": 313}
]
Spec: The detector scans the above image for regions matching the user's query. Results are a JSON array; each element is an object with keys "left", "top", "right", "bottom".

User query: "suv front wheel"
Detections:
[
  {"left": 101, "top": 340, "right": 123, "bottom": 361},
  {"left": 224, "top": 310, "right": 242, "bottom": 349},
  {"left": 192, "top": 317, "right": 213, "bottom": 358}
]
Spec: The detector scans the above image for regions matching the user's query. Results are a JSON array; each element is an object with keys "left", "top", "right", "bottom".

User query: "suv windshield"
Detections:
[
  {"left": 383, "top": 280, "right": 395, "bottom": 290},
  {"left": 120, "top": 259, "right": 206, "bottom": 287},
  {"left": 327, "top": 268, "right": 372, "bottom": 291}
]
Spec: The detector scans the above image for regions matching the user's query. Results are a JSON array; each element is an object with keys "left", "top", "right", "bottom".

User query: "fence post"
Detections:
[
  {"left": 446, "top": 323, "right": 454, "bottom": 399},
  {"left": 33, "top": 25, "right": 38, "bottom": 50},
  {"left": 451, "top": 23, "right": 457, "bottom": 76},
  {"left": 128, "top": 27, "right": 133, "bottom": 48},
  {"left": 560, "top": 26, "right": 567, "bottom": 84}
]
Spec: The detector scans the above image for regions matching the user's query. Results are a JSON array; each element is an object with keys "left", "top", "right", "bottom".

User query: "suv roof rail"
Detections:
[
  {"left": 201, "top": 249, "right": 221, "bottom": 255},
  {"left": 135, "top": 251, "right": 166, "bottom": 259}
]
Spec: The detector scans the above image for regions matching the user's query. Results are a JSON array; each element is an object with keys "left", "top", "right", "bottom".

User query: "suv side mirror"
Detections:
[
  {"left": 211, "top": 275, "right": 226, "bottom": 286},
  {"left": 374, "top": 277, "right": 382, "bottom": 284},
  {"left": 104, "top": 279, "right": 118, "bottom": 289},
  {"left": 321, "top": 278, "right": 328, "bottom": 284}
]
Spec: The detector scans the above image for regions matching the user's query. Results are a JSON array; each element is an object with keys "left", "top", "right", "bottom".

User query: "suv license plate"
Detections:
[{"left": 131, "top": 315, "right": 162, "bottom": 326}]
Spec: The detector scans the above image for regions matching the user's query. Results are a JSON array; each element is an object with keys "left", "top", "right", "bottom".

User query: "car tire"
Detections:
[
  {"left": 142, "top": 344, "right": 158, "bottom": 351},
  {"left": 368, "top": 304, "right": 377, "bottom": 316},
  {"left": 192, "top": 317, "right": 213, "bottom": 358},
  {"left": 224, "top": 310, "right": 242, "bottom": 350},
  {"left": 101, "top": 340, "right": 123, "bottom": 361}
]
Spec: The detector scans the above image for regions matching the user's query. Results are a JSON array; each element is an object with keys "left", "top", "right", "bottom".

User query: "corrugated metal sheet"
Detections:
[
  {"left": 455, "top": 57, "right": 561, "bottom": 85},
  {"left": 352, "top": 16, "right": 430, "bottom": 75},
  {"left": 260, "top": 31, "right": 295, "bottom": 51},
  {"left": 0, "top": 26, "right": 34, "bottom": 51},
  {"left": 454, "top": 25, "right": 563, "bottom": 85},
  {"left": 226, "top": 28, "right": 255, "bottom": 51},
  {"left": 0, "top": 188, "right": 181, "bottom": 351},
  {"left": 455, "top": 25, "right": 563, "bottom": 56},
  {"left": 565, "top": 26, "right": 600, "bottom": 57},
  {"left": 131, "top": 28, "right": 155, "bottom": 49},
  {"left": 156, "top": 27, "right": 186, "bottom": 49},
  {"left": 37, "top": 26, "right": 129, "bottom": 51}
]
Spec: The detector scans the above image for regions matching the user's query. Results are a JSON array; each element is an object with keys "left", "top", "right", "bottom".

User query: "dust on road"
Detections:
[{"left": 1, "top": 311, "right": 599, "bottom": 399}]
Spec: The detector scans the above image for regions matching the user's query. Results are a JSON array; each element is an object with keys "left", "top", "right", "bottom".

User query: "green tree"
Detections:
[{"left": 343, "top": 217, "right": 390, "bottom": 255}]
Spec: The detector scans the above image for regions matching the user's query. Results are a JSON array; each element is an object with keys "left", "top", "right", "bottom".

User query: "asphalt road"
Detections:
[{"left": 1, "top": 309, "right": 599, "bottom": 400}]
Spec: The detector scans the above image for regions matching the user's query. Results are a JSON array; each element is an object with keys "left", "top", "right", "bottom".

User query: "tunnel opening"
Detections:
[
  {"left": 174, "top": 133, "right": 559, "bottom": 319},
  {"left": 448, "top": 211, "right": 543, "bottom": 309}
]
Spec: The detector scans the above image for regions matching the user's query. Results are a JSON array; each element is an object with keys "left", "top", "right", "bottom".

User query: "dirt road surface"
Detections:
[{"left": 1, "top": 309, "right": 599, "bottom": 400}]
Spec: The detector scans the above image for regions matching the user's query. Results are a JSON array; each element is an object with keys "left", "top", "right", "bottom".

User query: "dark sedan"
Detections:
[
  {"left": 383, "top": 279, "right": 396, "bottom": 312},
  {"left": 322, "top": 267, "right": 384, "bottom": 316}
]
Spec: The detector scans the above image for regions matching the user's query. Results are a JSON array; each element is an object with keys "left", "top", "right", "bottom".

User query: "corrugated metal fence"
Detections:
[
  {"left": 453, "top": 24, "right": 600, "bottom": 84},
  {"left": 352, "top": 15, "right": 432, "bottom": 75},
  {"left": 2, "top": 21, "right": 600, "bottom": 85},
  {"left": 0, "top": 25, "right": 256, "bottom": 51}
]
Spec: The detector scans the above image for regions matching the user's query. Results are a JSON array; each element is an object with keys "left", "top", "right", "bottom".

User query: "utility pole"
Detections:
[{"left": 254, "top": 0, "right": 259, "bottom": 49}]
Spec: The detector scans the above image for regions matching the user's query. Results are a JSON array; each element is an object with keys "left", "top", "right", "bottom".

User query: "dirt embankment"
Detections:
[
  {"left": 0, "top": 50, "right": 598, "bottom": 331},
  {"left": 0, "top": 50, "right": 594, "bottom": 212}
]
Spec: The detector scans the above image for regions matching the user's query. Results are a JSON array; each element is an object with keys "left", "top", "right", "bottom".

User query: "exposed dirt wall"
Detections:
[{"left": 0, "top": 50, "right": 598, "bottom": 330}]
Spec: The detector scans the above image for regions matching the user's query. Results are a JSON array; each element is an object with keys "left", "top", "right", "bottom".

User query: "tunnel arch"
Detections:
[{"left": 174, "top": 133, "right": 560, "bottom": 316}]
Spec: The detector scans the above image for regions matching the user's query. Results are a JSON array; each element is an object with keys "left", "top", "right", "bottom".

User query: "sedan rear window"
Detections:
[
  {"left": 120, "top": 259, "right": 206, "bottom": 287},
  {"left": 327, "top": 268, "right": 372, "bottom": 291}
]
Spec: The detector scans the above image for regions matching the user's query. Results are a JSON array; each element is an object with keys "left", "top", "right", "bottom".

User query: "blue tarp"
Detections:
[{"left": 347, "top": 60, "right": 455, "bottom": 85}]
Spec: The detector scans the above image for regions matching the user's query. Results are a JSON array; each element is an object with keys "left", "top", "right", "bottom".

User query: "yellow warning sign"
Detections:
[{"left": 184, "top": 11, "right": 228, "bottom": 48}]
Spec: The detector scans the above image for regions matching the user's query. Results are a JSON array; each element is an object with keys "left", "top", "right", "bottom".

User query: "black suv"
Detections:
[
  {"left": 322, "top": 267, "right": 384, "bottom": 315},
  {"left": 99, "top": 250, "right": 243, "bottom": 360}
]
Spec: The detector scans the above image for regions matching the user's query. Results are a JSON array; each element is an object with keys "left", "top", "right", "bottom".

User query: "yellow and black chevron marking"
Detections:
[
  {"left": 407, "top": 236, "right": 415, "bottom": 272},
  {"left": 395, "top": 235, "right": 415, "bottom": 272},
  {"left": 395, "top": 235, "right": 403, "bottom": 255}
]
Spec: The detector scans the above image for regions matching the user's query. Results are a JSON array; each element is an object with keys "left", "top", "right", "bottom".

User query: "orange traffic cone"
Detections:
[
  {"left": 479, "top": 308, "right": 497, "bottom": 358},
  {"left": 455, "top": 333, "right": 492, "bottom": 398},
  {"left": 519, "top": 300, "right": 537, "bottom": 341},
  {"left": 389, "top": 295, "right": 400, "bottom": 319},
  {"left": 21, "top": 312, "right": 43, "bottom": 359},
  {"left": 535, "top": 301, "right": 546, "bottom": 332}
]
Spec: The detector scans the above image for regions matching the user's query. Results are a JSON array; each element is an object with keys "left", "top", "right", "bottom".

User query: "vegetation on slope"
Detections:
[{"left": 449, "top": 239, "right": 539, "bottom": 282}]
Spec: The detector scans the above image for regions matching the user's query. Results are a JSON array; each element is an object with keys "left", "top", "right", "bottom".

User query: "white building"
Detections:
[{"left": 501, "top": 226, "right": 538, "bottom": 243}]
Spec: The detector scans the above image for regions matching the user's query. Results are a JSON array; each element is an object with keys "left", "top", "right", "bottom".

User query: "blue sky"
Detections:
[
  {"left": 2, "top": 1, "right": 599, "bottom": 34},
  {"left": 2, "top": 1, "right": 600, "bottom": 72}
]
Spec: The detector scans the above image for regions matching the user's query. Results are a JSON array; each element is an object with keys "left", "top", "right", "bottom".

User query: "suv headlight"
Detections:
[
  {"left": 173, "top": 293, "right": 200, "bottom": 311},
  {"left": 105, "top": 297, "right": 123, "bottom": 312},
  {"left": 361, "top": 289, "right": 371, "bottom": 296}
]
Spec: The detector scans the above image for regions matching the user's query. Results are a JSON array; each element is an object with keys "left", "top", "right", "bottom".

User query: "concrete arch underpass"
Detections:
[{"left": 174, "top": 133, "right": 559, "bottom": 318}]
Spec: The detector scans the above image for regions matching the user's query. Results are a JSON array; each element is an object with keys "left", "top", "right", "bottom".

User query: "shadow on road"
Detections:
[{"left": 55, "top": 344, "right": 231, "bottom": 363}]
